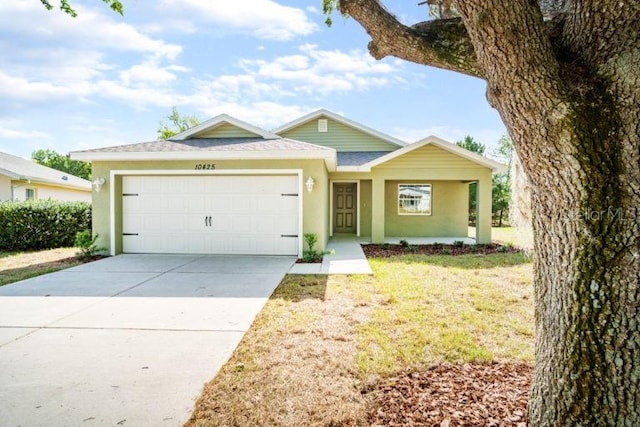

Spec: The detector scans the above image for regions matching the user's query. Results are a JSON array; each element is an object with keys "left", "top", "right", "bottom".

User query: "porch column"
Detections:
[
  {"left": 476, "top": 174, "right": 492, "bottom": 244},
  {"left": 371, "top": 177, "right": 385, "bottom": 243}
]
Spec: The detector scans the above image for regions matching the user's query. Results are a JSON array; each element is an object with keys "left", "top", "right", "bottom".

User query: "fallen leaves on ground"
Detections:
[
  {"left": 367, "top": 362, "right": 532, "bottom": 427},
  {"left": 362, "top": 243, "right": 520, "bottom": 257}
]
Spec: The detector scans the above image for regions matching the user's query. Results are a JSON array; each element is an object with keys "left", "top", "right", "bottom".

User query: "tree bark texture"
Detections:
[{"left": 339, "top": 0, "right": 640, "bottom": 425}]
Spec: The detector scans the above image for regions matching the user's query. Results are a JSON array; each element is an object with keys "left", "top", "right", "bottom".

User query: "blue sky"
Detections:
[{"left": 0, "top": 0, "right": 506, "bottom": 160}]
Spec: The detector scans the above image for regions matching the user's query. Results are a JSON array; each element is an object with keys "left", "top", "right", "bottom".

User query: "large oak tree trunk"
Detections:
[{"left": 338, "top": 0, "right": 640, "bottom": 424}]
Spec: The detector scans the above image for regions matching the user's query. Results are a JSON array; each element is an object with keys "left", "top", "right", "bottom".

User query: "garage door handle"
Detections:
[
  {"left": 281, "top": 234, "right": 298, "bottom": 238},
  {"left": 205, "top": 216, "right": 213, "bottom": 227}
]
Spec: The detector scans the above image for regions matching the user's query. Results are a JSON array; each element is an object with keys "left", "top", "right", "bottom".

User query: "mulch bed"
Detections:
[
  {"left": 362, "top": 243, "right": 520, "bottom": 257},
  {"left": 367, "top": 362, "right": 532, "bottom": 427}
]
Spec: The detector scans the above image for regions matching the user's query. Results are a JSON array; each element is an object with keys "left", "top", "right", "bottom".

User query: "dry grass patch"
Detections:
[
  {"left": 187, "top": 253, "right": 533, "bottom": 427},
  {"left": 0, "top": 247, "right": 83, "bottom": 286},
  {"left": 186, "top": 274, "right": 378, "bottom": 427}
]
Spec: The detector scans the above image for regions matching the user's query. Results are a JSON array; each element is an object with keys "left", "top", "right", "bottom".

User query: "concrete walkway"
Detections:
[
  {"left": 0, "top": 254, "right": 295, "bottom": 427},
  {"left": 289, "top": 236, "right": 373, "bottom": 275}
]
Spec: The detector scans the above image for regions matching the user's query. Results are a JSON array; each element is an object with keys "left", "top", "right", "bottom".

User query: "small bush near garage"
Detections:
[{"left": 0, "top": 200, "right": 91, "bottom": 250}]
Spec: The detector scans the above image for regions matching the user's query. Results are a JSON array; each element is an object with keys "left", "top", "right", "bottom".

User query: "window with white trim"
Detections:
[
  {"left": 25, "top": 188, "right": 36, "bottom": 200},
  {"left": 398, "top": 184, "right": 432, "bottom": 215}
]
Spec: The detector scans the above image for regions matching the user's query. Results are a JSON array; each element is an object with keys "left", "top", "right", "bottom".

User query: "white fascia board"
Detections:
[
  {"left": 36, "top": 180, "right": 91, "bottom": 191},
  {"left": 170, "top": 113, "right": 280, "bottom": 140},
  {"left": 336, "top": 166, "right": 370, "bottom": 173},
  {"left": 8, "top": 175, "right": 90, "bottom": 191},
  {"left": 273, "top": 108, "right": 407, "bottom": 148},
  {"left": 72, "top": 149, "right": 338, "bottom": 171}
]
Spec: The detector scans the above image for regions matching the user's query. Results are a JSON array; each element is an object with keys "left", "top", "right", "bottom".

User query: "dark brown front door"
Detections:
[{"left": 334, "top": 183, "right": 357, "bottom": 234}]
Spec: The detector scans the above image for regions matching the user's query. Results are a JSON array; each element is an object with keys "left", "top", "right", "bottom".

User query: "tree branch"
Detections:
[{"left": 339, "top": 0, "right": 483, "bottom": 78}]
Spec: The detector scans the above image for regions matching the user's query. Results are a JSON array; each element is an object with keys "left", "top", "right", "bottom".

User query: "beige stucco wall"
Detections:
[
  {"left": 0, "top": 175, "right": 12, "bottom": 200},
  {"left": 9, "top": 181, "right": 90, "bottom": 202},
  {"left": 33, "top": 185, "right": 91, "bottom": 202},
  {"left": 330, "top": 153, "right": 494, "bottom": 243},
  {"left": 91, "top": 159, "right": 329, "bottom": 255},
  {"left": 359, "top": 180, "right": 372, "bottom": 237},
  {"left": 384, "top": 180, "right": 468, "bottom": 237}
]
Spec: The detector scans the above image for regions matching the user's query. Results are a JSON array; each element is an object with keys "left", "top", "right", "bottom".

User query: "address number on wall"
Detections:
[{"left": 195, "top": 164, "right": 216, "bottom": 170}]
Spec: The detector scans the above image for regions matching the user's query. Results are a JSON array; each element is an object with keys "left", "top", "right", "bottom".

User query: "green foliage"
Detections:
[
  {"left": 74, "top": 230, "right": 105, "bottom": 259},
  {"left": 0, "top": 200, "right": 91, "bottom": 250},
  {"left": 39, "top": 0, "right": 123, "bottom": 17},
  {"left": 31, "top": 149, "right": 91, "bottom": 180},
  {"left": 158, "top": 107, "right": 200, "bottom": 139},
  {"left": 322, "top": 0, "right": 337, "bottom": 26},
  {"left": 456, "top": 135, "right": 486, "bottom": 155},
  {"left": 302, "top": 233, "right": 331, "bottom": 263},
  {"left": 453, "top": 240, "right": 465, "bottom": 247},
  {"left": 399, "top": 239, "right": 409, "bottom": 248},
  {"left": 491, "top": 135, "right": 514, "bottom": 226},
  {"left": 304, "top": 233, "right": 318, "bottom": 251},
  {"left": 456, "top": 136, "right": 485, "bottom": 225},
  {"left": 456, "top": 134, "right": 514, "bottom": 226}
]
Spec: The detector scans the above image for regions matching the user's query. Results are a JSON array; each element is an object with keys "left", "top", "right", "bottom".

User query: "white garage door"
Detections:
[{"left": 122, "top": 175, "right": 299, "bottom": 255}]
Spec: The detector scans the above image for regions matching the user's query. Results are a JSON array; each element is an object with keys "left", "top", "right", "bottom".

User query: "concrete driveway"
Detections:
[{"left": 0, "top": 254, "right": 295, "bottom": 427}]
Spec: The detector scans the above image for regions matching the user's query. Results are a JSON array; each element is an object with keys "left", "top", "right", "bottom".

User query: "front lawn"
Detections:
[
  {"left": 0, "top": 248, "right": 84, "bottom": 286},
  {"left": 186, "top": 251, "right": 533, "bottom": 426}
]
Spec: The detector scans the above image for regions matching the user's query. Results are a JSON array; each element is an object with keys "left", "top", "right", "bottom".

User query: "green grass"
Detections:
[{"left": 356, "top": 252, "right": 533, "bottom": 375}]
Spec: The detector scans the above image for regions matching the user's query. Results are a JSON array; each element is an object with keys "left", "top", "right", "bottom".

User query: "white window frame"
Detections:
[
  {"left": 25, "top": 188, "right": 36, "bottom": 201},
  {"left": 398, "top": 183, "right": 432, "bottom": 216}
]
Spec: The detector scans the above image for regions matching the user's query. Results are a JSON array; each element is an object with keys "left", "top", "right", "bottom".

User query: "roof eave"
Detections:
[
  {"left": 10, "top": 176, "right": 91, "bottom": 191},
  {"left": 336, "top": 166, "right": 370, "bottom": 173},
  {"left": 71, "top": 149, "right": 336, "bottom": 163}
]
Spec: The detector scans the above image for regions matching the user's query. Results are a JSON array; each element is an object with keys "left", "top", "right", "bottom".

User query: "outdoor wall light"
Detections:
[
  {"left": 305, "top": 176, "right": 315, "bottom": 192},
  {"left": 92, "top": 177, "right": 106, "bottom": 192}
]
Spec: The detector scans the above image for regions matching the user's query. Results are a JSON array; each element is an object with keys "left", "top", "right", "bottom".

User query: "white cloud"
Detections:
[
  {"left": 234, "top": 44, "right": 401, "bottom": 96},
  {"left": 195, "top": 101, "right": 314, "bottom": 130},
  {"left": 0, "top": 127, "right": 51, "bottom": 140},
  {"left": 0, "top": 2, "right": 181, "bottom": 60},
  {"left": 0, "top": 71, "right": 89, "bottom": 103},
  {"left": 158, "top": 0, "right": 317, "bottom": 40},
  {"left": 0, "top": 1, "right": 185, "bottom": 109},
  {"left": 120, "top": 62, "right": 190, "bottom": 86}
]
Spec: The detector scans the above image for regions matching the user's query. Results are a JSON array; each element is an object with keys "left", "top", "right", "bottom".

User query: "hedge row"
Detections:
[{"left": 0, "top": 200, "right": 91, "bottom": 251}]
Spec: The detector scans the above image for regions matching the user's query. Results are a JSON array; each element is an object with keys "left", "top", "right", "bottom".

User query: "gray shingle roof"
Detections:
[
  {"left": 0, "top": 152, "right": 91, "bottom": 190},
  {"left": 75, "top": 138, "right": 334, "bottom": 153},
  {"left": 337, "top": 151, "right": 394, "bottom": 166}
]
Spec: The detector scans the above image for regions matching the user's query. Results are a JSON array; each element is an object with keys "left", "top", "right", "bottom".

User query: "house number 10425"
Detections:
[{"left": 195, "top": 163, "right": 216, "bottom": 170}]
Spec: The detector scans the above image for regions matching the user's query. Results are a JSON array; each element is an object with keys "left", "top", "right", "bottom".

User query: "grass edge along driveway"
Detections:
[{"left": 186, "top": 251, "right": 533, "bottom": 427}]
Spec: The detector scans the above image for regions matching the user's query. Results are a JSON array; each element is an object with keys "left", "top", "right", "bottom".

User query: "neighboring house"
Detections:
[
  {"left": 0, "top": 152, "right": 91, "bottom": 203},
  {"left": 71, "top": 109, "right": 504, "bottom": 257}
]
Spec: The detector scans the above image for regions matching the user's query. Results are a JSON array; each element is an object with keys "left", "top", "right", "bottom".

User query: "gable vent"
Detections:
[{"left": 318, "top": 119, "right": 328, "bottom": 133}]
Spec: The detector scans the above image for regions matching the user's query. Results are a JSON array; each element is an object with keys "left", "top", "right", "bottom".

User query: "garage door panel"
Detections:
[
  {"left": 208, "top": 196, "right": 232, "bottom": 212},
  {"left": 232, "top": 216, "right": 259, "bottom": 233},
  {"left": 207, "top": 177, "right": 233, "bottom": 194},
  {"left": 122, "top": 175, "right": 299, "bottom": 255}
]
